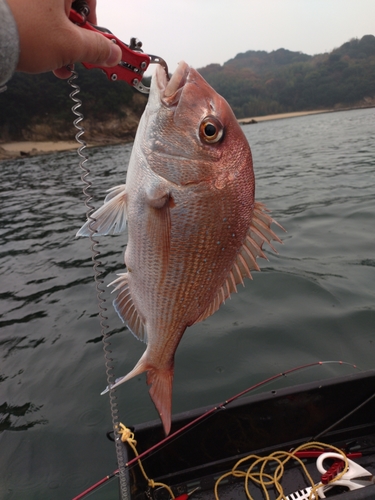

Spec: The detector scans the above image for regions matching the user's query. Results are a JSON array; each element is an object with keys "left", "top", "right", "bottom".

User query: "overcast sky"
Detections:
[{"left": 96, "top": 0, "right": 374, "bottom": 76}]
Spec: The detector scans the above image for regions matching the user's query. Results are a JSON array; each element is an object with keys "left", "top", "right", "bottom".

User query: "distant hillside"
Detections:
[
  {"left": 199, "top": 35, "right": 375, "bottom": 117},
  {"left": 0, "top": 35, "right": 374, "bottom": 143},
  {"left": 0, "top": 66, "right": 148, "bottom": 143},
  {"left": 224, "top": 48, "right": 312, "bottom": 73}
]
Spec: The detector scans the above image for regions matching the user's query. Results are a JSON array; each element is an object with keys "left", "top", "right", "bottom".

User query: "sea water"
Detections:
[{"left": 0, "top": 108, "right": 374, "bottom": 499}]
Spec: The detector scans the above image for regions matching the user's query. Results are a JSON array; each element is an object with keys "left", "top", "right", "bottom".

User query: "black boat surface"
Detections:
[{"left": 76, "top": 368, "right": 375, "bottom": 500}]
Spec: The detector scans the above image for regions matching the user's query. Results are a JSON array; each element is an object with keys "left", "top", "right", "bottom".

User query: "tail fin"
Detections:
[
  {"left": 101, "top": 351, "right": 174, "bottom": 435},
  {"left": 147, "top": 367, "right": 174, "bottom": 435}
]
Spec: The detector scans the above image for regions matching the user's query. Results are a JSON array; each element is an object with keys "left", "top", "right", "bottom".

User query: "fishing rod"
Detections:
[
  {"left": 313, "top": 389, "right": 375, "bottom": 441},
  {"left": 72, "top": 470, "right": 119, "bottom": 500},
  {"left": 127, "top": 360, "right": 358, "bottom": 468},
  {"left": 72, "top": 360, "right": 360, "bottom": 499}
]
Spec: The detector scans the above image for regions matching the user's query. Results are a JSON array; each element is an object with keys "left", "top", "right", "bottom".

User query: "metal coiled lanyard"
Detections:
[{"left": 68, "top": 2, "right": 168, "bottom": 498}]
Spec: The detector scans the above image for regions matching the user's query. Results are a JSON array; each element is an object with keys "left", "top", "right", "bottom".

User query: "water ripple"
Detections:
[{"left": 0, "top": 108, "right": 374, "bottom": 499}]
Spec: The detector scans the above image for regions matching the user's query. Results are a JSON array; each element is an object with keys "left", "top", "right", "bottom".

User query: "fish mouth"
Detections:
[{"left": 155, "top": 61, "right": 189, "bottom": 105}]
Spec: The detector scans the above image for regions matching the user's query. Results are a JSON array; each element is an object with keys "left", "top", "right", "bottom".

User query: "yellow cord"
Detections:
[
  {"left": 117, "top": 423, "right": 349, "bottom": 500},
  {"left": 214, "top": 441, "right": 349, "bottom": 500},
  {"left": 117, "top": 423, "right": 175, "bottom": 499}
]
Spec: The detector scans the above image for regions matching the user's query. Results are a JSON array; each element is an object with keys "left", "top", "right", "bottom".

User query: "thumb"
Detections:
[{"left": 74, "top": 28, "right": 122, "bottom": 67}]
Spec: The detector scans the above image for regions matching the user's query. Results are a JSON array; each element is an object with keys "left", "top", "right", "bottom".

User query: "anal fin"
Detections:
[{"left": 109, "top": 273, "right": 147, "bottom": 343}]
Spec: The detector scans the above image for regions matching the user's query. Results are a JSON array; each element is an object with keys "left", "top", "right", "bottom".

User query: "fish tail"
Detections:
[
  {"left": 101, "top": 352, "right": 174, "bottom": 435},
  {"left": 147, "top": 366, "right": 174, "bottom": 436}
]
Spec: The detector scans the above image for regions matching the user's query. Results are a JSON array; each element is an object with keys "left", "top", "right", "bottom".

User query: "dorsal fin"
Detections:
[
  {"left": 76, "top": 185, "right": 127, "bottom": 237},
  {"left": 193, "top": 201, "right": 284, "bottom": 324},
  {"left": 109, "top": 273, "right": 147, "bottom": 343}
]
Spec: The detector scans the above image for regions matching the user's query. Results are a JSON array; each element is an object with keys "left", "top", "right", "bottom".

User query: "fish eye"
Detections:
[{"left": 199, "top": 116, "right": 224, "bottom": 143}]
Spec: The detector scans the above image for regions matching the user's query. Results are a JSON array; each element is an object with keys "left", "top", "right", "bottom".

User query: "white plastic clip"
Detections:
[
  {"left": 316, "top": 452, "right": 374, "bottom": 496},
  {"left": 286, "top": 452, "right": 374, "bottom": 499}
]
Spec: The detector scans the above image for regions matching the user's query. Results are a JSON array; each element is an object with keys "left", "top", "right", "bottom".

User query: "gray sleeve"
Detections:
[{"left": 0, "top": 0, "right": 20, "bottom": 88}]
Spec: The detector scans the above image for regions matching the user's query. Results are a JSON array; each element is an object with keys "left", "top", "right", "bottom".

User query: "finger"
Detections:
[
  {"left": 53, "top": 66, "right": 74, "bottom": 79},
  {"left": 74, "top": 28, "right": 122, "bottom": 67}
]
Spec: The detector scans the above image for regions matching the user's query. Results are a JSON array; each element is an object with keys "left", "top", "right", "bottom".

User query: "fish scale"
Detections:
[{"left": 78, "top": 61, "right": 282, "bottom": 434}]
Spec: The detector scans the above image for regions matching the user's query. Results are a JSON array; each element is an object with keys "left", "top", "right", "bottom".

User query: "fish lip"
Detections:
[{"left": 155, "top": 61, "right": 190, "bottom": 106}]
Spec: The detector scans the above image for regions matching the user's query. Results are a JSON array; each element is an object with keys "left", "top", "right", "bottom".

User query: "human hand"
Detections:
[{"left": 7, "top": 0, "right": 122, "bottom": 79}]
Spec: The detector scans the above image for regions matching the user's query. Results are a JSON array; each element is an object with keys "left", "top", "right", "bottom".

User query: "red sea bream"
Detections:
[{"left": 78, "top": 61, "right": 282, "bottom": 434}]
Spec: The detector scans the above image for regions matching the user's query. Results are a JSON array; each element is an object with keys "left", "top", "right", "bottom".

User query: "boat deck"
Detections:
[
  {"left": 126, "top": 370, "right": 375, "bottom": 500},
  {"left": 146, "top": 433, "right": 375, "bottom": 500},
  {"left": 153, "top": 435, "right": 375, "bottom": 499}
]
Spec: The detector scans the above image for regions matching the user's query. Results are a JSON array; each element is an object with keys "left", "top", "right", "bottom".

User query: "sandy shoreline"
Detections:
[
  {"left": 0, "top": 108, "right": 351, "bottom": 160},
  {"left": 0, "top": 140, "right": 80, "bottom": 160},
  {"left": 238, "top": 109, "right": 333, "bottom": 124}
]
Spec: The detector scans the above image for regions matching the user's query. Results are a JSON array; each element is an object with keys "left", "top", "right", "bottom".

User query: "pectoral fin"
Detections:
[
  {"left": 194, "top": 201, "right": 284, "bottom": 323},
  {"left": 76, "top": 185, "right": 127, "bottom": 237},
  {"left": 145, "top": 184, "right": 172, "bottom": 276}
]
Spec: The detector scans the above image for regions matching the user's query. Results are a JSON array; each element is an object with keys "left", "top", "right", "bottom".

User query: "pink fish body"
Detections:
[{"left": 78, "top": 61, "right": 282, "bottom": 434}]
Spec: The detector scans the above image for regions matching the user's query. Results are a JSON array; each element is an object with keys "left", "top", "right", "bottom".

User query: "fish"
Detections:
[{"left": 77, "top": 61, "right": 283, "bottom": 435}]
